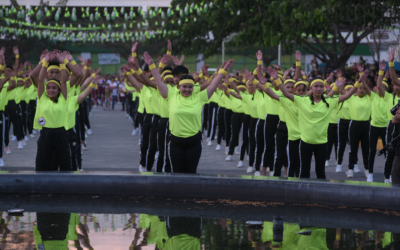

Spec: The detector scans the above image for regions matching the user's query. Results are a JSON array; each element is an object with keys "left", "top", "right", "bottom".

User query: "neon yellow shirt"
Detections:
[
  {"left": 36, "top": 94, "right": 68, "bottom": 129},
  {"left": 255, "top": 90, "right": 267, "bottom": 120},
  {"left": 240, "top": 90, "right": 250, "bottom": 115},
  {"left": 142, "top": 86, "right": 154, "bottom": 114},
  {"left": 209, "top": 88, "right": 219, "bottom": 103},
  {"left": 265, "top": 88, "right": 281, "bottom": 115},
  {"left": 65, "top": 96, "right": 79, "bottom": 130},
  {"left": 338, "top": 99, "right": 351, "bottom": 120},
  {"left": 347, "top": 95, "right": 371, "bottom": 121},
  {"left": 0, "top": 82, "right": 8, "bottom": 111},
  {"left": 159, "top": 85, "right": 178, "bottom": 118},
  {"left": 370, "top": 91, "right": 391, "bottom": 127},
  {"left": 216, "top": 89, "right": 226, "bottom": 108},
  {"left": 151, "top": 87, "right": 161, "bottom": 116},
  {"left": 222, "top": 92, "right": 231, "bottom": 110},
  {"left": 280, "top": 96, "right": 300, "bottom": 141},
  {"left": 168, "top": 89, "right": 209, "bottom": 138},
  {"left": 137, "top": 89, "right": 144, "bottom": 114},
  {"left": 294, "top": 95, "right": 339, "bottom": 144},
  {"left": 164, "top": 235, "right": 201, "bottom": 250},
  {"left": 329, "top": 94, "right": 340, "bottom": 124},
  {"left": 230, "top": 94, "right": 243, "bottom": 113},
  {"left": 241, "top": 93, "right": 258, "bottom": 118}
]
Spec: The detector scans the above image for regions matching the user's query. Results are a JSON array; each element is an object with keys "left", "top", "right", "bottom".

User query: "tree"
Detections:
[{"left": 163, "top": 0, "right": 399, "bottom": 70}]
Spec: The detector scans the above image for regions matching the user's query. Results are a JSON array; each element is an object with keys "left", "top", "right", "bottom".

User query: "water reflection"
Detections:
[{"left": 0, "top": 212, "right": 399, "bottom": 249}]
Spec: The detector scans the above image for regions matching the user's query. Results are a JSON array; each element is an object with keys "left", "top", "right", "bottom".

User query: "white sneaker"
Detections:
[
  {"left": 139, "top": 165, "right": 146, "bottom": 172},
  {"left": 346, "top": 170, "right": 354, "bottom": 178},
  {"left": 266, "top": 167, "right": 270, "bottom": 173},
  {"left": 336, "top": 165, "right": 342, "bottom": 173},
  {"left": 269, "top": 171, "right": 274, "bottom": 176},
  {"left": 30, "top": 134, "right": 35, "bottom": 138},
  {"left": 234, "top": 146, "right": 240, "bottom": 155},
  {"left": 384, "top": 179, "right": 391, "bottom": 183},
  {"left": 225, "top": 147, "right": 229, "bottom": 155},
  {"left": 17, "top": 141, "right": 23, "bottom": 149},
  {"left": 5, "top": 148, "right": 11, "bottom": 154},
  {"left": 216, "top": 144, "right": 221, "bottom": 151},
  {"left": 246, "top": 167, "right": 254, "bottom": 173},
  {"left": 24, "top": 135, "right": 29, "bottom": 141},
  {"left": 155, "top": 151, "right": 159, "bottom": 160},
  {"left": 237, "top": 161, "right": 243, "bottom": 168},
  {"left": 11, "top": 136, "right": 17, "bottom": 141},
  {"left": 85, "top": 133, "right": 88, "bottom": 139},
  {"left": 207, "top": 141, "right": 212, "bottom": 146},
  {"left": 247, "top": 155, "right": 249, "bottom": 161},
  {"left": 354, "top": 165, "right": 360, "bottom": 173},
  {"left": 132, "top": 129, "right": 137, "bottom": 136},
  {"left": 390, "top": 175, "right": 392, "bottom": 183},
  {"left": 32, "top": 130, "right": 37, "bottom": 135},
  {"left": 225, "top": 155, "right": 232, "bottom": 161},
  {"left": 22, "top": 140, "right": 27, "bottom": 146},
  {"left": 126, "top": 114, "right": 129, "bottom": 118},
  {"left": 254, "top": 171, "right": 261, "bottom": 176},
  {"left": 81, "top": 142, "right": 88, "bottom": 150},
  {"left": 325, "top": 160, "right": 329, "bottom": 167},
  {"left": 364, "top": 170, "right": 369, "bottom": 178},
  {"left": 0, "top": 158, "right": 4, "bottom": 167},
  {"left": 87, "top": 129, "right": 92, "bottom": 135},
  {"left": 366, "top": 173, "right": 373, "bottom": 182}
]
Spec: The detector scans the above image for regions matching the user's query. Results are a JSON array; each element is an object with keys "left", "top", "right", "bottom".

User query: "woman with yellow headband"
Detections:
[
  {"left": 272, "top": 66, "right": 363, "bottom": 179},
  {"left": 344, "top": 68, "right": 372, "bottom": 179},
  {"left": 35, "top": 51, "right": 71, "bottom": 171},
  {"left": 144, "top": 51, "right": 235, "bottom": 173}
]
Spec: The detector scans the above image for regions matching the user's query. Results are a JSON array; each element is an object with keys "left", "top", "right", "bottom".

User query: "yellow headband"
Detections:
[
  {"left": 310, "top": 79, "right": 324, "bottom": 87},
  {"left": 284, "top": 79, "right": 295, "bottom": 85},
  {"left": 163, "top": 75, "right": 173, "bottom": 81},
  {"left": 382, "top": 81, "right": 388, "bottom": 89},
  {"left": 229, "top": 78, "right": 238, "bottom": 82},
  {"left": 17, "top": 78, "right": 25, "bottom": 82},
  {"left": 294, "top": 81, "right": 308, "bottom": 88},
  {"left": 47, "top": 65, "right": 60, "bottom": 72},
  {"left": 163, "top": 70, "right": 172, "bottom": 74},
  {"left": 330, "top": 83, "right": 336, "bottom": 88},
  {"left": 179, "top": 79, "right": 195, "bottom": 85},
  {"left": 237, "top": 85, "right": 246, "bottom": 89},
  {"left": 344, "top": 85, "right": 353, "bottom": 90},
  {"left": 47, "top": 79, "right": 61, "bottom": 88},
  {"left": 150, "top": 77, "right": 155, "bottom": 81}
]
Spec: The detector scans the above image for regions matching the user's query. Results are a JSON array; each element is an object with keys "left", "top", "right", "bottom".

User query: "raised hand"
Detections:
[
  {"left": 257, "top": 71, "right": 267, "bottom": 84},
  {"left": 232, "top": 69, "right": 237, "bottom": 77},
  {"left": 284, "top": 69, "right": 290, "bottom": 76},
  {"left": 336, "top": 69, "right": 342, "bottom": 78},
  {"left": 127, "top": 60, "right": 139, "bottom": 70},
  {"left": 256, "top": 50, "right": 263, "bottom": 61},
  {"left": 388, "top": 48, "right": 395, "bottom": 62},
  {"left": 223, "top": 59, "right": 235, "bottom": 71},
  {"left": 143, "top": 52, "right": 154, "bottom": 66},
  {"left": 170, "top": 55, "right": 180, "bottom": 66},
  {"left": 244, "top": 66, "right": 248, "bottom": 74},
  {"left": 356, "top": 62, "right": 364, "bottom": 72},
  {"left": 201, "top": 64, "right": 209, "bottom": 75},
  {"left": 93, "top": 75, "right": 102, "bottom": 84},
  {"left": 121, "top": 65, "right": 131, "bottom": 72},
  {"left": 294, "top": 50, "right": 301, "bottom": 62},
  {"left": 4, "top": 68, "right": 11, "bottom": 77},
  {"left": 272, "top": 64, "right": 281, "bottom": 71},
  {"left": 224, "top": 73, "right": 229, "bottom": 84},
  {"left": 65, "top": 51, "right": 73, "bottom": 61},
  {"left": 179, "top": 55, "right": 185, "bottom": 65},
  {"left": 268, "top": 66, "right": 278, "bottom": 80},
  {"left": 301, "top": 70, "right": 306, "bottom": 76},
  {"left": 160, "top": 54, "right": 170, "bottom": 64},
  {"left": 55, "top": 52, "right": 65, "bottom": 64},
  {"left": 13, "top": 46, "right": 19, "bottom": 55},
  {"left": 335, "top": 77, "right": 346, "bottom": 87},
  {"left": 358, "top": 69, "right": 369, "bottom": 82},
  {"left": 379, "top": 60, "right": 386, "bottom": 71},
  {"left": 77, "top": 55, "right": 84, "bottom": 63},
  {"left": 131, "top": 42, "right": 139, "bottom": 54},
  {"left": 40, "top": 50, "right": 48, "bottom": 61},
  {"left": 86, "top": 58, "right": 92, "bottom": 67}
]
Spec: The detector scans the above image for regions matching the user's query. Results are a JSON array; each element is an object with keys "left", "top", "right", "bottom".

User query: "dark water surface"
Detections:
[{"left": 0, "top": 194, "right": 399, "bottom": 249}]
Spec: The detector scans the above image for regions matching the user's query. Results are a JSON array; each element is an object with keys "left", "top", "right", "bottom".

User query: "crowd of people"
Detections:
[{"left": 1, "top": 41, "right": 400, "bottom": 184}]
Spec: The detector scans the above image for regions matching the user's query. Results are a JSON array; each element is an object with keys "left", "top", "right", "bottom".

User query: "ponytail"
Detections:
[
  {"left": 309, "top": 95, "right": 329, "bottom": 108},
  {"left": 393, "top": 92, "right": 396, "bottom": 105}
]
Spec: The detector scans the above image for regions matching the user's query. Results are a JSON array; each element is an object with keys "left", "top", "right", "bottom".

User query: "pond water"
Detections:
[{"left": 0, "top": 194, "right": 399, "bottom": 249}]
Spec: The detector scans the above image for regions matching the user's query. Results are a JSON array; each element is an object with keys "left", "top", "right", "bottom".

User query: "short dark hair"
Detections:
[{"left": 172, "top": 65, "right": 189, "bottom": 76}]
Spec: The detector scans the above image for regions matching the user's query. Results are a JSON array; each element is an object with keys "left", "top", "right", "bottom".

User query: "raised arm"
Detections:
[
  {"left": 55, "top": 53, "right": 68, "bottom": 100},
  {"left": 293, "top": 50, "right": 302, "bottom": 80},
  {"left": 78, "top": 75, "right": 101, "bottom": 104},
  {"left": 388, "top": 48, "right": 400, "bottom": 87},
  {"left": 13, "top": 46, "right": 19, "bottom": 77},
  {"left": 38, "top": 53, "right": 54, "bottom": 99},
  {"left": 80, "top": 68, "right": 101, "bottom": 92},
  {"left": 143, "top": 52, "right": 168, "bottom": 98},
  {"left": 376, "top": 60, "right": 387, "bottom": 98},
  {"left": 257, "top": 71, "right": 280, "bottom": 101},
  {"left": 206, "top": 60, "right": 235, "bottom": 99},
  {"left": 267, "top": 67, "right": 294, "bottom": 102},
  {"left": 338, "top": 70, "right": 368, "bottom": 103}
]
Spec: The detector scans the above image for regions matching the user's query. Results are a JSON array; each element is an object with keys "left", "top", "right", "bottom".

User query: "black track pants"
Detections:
[
  {"left": 20, "top": 101, "right": 28, "bottom": 136},
  {"left": 337, "top": 118, "right": 350, "bottom": 165},
  {"left": 4, "top": 105, "right": 9, "bottom": 146},
  {"left": 255, "top": 119, "right": 265, "bottom": 171},
  {"left": 263, "top": 114, "right": 279, "bottom": 170},
  {"left": 0, "top": 111, "right": 4, "bottom": 158},
  {"left": 217, "top": 107, "right": 226, "bottom": 144},
  {"left": 207, "top": 102, "right": 218, "bottom": 140},
  {"left": 368, "top": 125, "right": 387, "bottom": 174},
  {"left": 385, "top": 121, "right": 396, "bottom": 179},
  {"left": 67, "top": 129, "right": 78, "bottom": 171},
  {"left": 288, "top": 139, "right": 300, "bottom": 177},
  {"left": 273, "top": 121, "right": 288, "bottom": 176},
  {"left": 326, "top": 123, "right": 338, "bottom": 161},
  {"left": 7, "top": 100, "right": 23, "bottom": 141},
  {"left": 140, "top": 113, "right": 154, "bottom": 167},
  {"left": 28, "top": 100, "right": 36, "bottom": 134},
  {"left": 156, "top": 118, "right": 171, "bottom": 173},
  {"left": 248, "top": 118, "right": 257, "bottom": 167},
  {"left": 300, "top": 140, "right": 327, "bottom": 179},
  {"left": 348, "top": 120, "right": 370, "bottom": 170},
  {"left": 169, "top": 132, "right": 202, "bottom": 173},
  {"left": 240, "top": 114, "right": 251, "bottom": 161},
  {"left": 392, "top": 156, "right": 400, "bottom": 184},
  {"left": 201, "top": 104, "right": 208, "bottom": 132},
  {"left": 35, "top": 127, "right": 71, "bottom": 171},
  {"left": 146, "top": 115, "right": 160, "bottom": 171},
  {"left": 224, "top": 109, "right": 233, "bottom": 147},
  {"left": 228, "top": 112, "right": 243, "bottom": 155}
]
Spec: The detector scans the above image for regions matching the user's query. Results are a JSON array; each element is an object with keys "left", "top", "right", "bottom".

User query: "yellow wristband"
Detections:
[
  {"left": 84, "top": 66, "right": 90, "bottom": 70},
  {"left": 82, "top": 61, "right": 85, "bottom": 66},
  {"left": 263, "top": 83, "right": 270, "bottom": 89},
  {"left": 389, "top": 62, "right": 394, "bottom": 67},
  {"left": 257, "top": 61, "right": 262, "bottom": 66},
  {"left": 126, "top": 72, "right": 131, "bottom": 76},
  {"left": 89, "top": 82, "right": 96, "bottom": 88},
  {"left": 159, "top": 62, "right": 165, "bottom": 68},
  {"left": 205, "top": 77, "right": 209, "bottom": 81},
  {"left": 275, "top": 78, "right": 282, "bottom": 86},
  {"left": 332, "top": 86, "right": 338, "bottom": 92},
  {"left": 132, "top": 52, "right": 137, "bottom": 57},
  {"left": 252, "top": 79, "right": 259, "bottom": 85},
  {"left": 383, "top": 78, "right": 387, "bottom": 81},
  {"left": 149, "top": 64, "right": 156, "bottom": 70},
  {"left": 302, "top": 75, "right": 306, "bottom": 80},
  {"left": 70, "top": 60, "right": 77, "bottom": 66},
  {"left": 199, "top": 73, "right": 204, "bottom": 79},
  {"left": 223, "top": 82, "right": 229, "bottom": 87},
  {"left": 323, "top": 80, "right": 328, "bottom": 86},
  {"left": 354, "top": 81, "right": 361, "bottom": 88},
  {"left": 15, "top": 54, "right": 19, "bottom": 58},
  {"left": 226, "top": 89, "right": 231, "bottom": 94},
  {"left": 91, "top": 73, "right": 96, "bottom": 78},
  {"left": 379, "top": 70, "right": 384, "bottom": 76},
  {"left": 42, "top": 61, "right": 49, "bottom": 68},
  {"left": 136, "top": 68, "right": 143, "bottom": 75},
  {"left": 296, "top": 61, "right": 301, "bottom": 67},
  {"left": 166, "top": 51, "right": 171, "bottom": 56},
  {"left": 11, "top": 76, "right": 15, "bottom": 81},
  {"left": 0, "top": 65, "right": 4, "bottom": 70},
  {"left": 218, "top": 69, "right": 228, "bottom": 76},
  {"left": 60, "top": 64, "right": 66, "bottom": 70},
  {"left": 335, "top": 233, "right": 340, "bottom": 241},
  {"left": 130, "top": 69, "right": 136, "bottom": 75},
  {"left": 64, "top": 58, "right": 69, "bottom": 64}
]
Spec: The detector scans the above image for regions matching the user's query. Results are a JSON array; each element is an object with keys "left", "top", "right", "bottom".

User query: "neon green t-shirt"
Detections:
[
  {"left": 338, "top": 99, "right": 351, "bottom": 120},
  {"left": 151, "top": 87, "right": 161, "bottom": 116},
  {"left": 222, "top": 91, "right": 231, "bottom": 110},
  {"left": 280, "top": 96, "right": 301, "bottom": 141},
  {"left": 65, "top": 96, "right": 79, "bottom": 130},
  {"left": 265, "top": 88, "right": 281, "bottom": 115},
  {"left": 36, "top": 94, "right": 68, "bottom": 129},
  {"left": 137, "top": 89, "right": 144, "bottom": 114},
  {"left": 242, "top": 93, "right": 258, "bottom": 119},
  {"left": 230, "top": 94, "right": 243, "bottom": 113},
  {"left": 294, "top": 95, "right": 339, "bottom": 144},
  {"left": 370, "top": 91, "right": 391, "bottom": 127},
  {"left": 164, "top": 234, "right": 201, "bottom": 250},
  {"left": 209, "top": 88, "right": 219, "bottom": 104},
  {"left": 159, "top": 84, "right": 178, "bottom": 118},
  {"left": 329, "top": 94, "right": 340, "bottom": 124},
  {"left": 142, "top": 85, "right": 154, "bottom": 114},
  {"left": 240, "top": 90, "right": 250, "bottom": 115},
  {"left": 168, "top": 89, "right": 209, "bottom": 138},
  {"left": 0, "top": 82, "right": 8, "bottom": 111},
  {"left": 347, "top": 95, "right": 371, "bottom": 121},
  {"left": 255, "top": 90, "right": 267, "bottom": 120},
  {"left": 297, "top": 227, "right": 328, "bottom": 250},
  {"left": 216, "top": 89, "right": 226, "bottom": 108}
]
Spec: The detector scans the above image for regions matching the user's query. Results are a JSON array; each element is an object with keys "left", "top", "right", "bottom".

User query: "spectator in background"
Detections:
[
  {"left": 359, "top": 56, "right": 365, "bottom": 66},
  {"left": 119, "top": 81, "right": 126, "bottom": 111},
  {"left": 109, "top": 77, "right": 118, "bottom": 110}
]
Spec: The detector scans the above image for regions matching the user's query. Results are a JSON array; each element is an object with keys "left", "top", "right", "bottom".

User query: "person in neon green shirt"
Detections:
[
  {"left": 269, "top": 66, "right": 363, "bottom": 179},
  {"left": 145, "top": 51, "right": 235, "bottom": 173},
  {"left": 0, "top": 55, "right": 12, "bottom": 167}
]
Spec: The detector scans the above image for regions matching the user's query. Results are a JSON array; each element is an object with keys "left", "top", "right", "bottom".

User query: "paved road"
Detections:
[{"left": 1, "top": 103, "right": 390, "bottom": 183}]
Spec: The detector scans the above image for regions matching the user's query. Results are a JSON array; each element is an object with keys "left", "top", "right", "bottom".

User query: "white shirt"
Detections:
[{"left": 110, "top": 82, "right": 118, "bottom": 96}]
